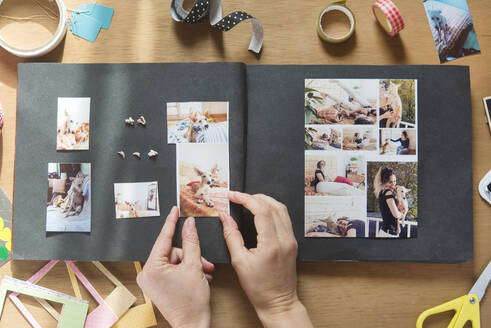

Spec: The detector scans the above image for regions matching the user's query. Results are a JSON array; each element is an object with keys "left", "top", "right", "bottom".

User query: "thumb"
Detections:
[{"left": 182, "top": 217, "right": 202, "bottom": 265}]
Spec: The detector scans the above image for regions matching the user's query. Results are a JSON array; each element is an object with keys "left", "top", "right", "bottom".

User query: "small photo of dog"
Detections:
[
  {"left": 177, "top": 143, "right": 230, "bottom": 218},
  {"left": 46, "top": 163, "right": 91, "bottom": 232},
  {"left": 114, "top": 181, "right": 160, "bottom": 219},
  {"left": 167, "top": 102, "right": 229, "bottom": 144},
  {"left": 56, "top": 98, "right": 91, "bottom": 150}
]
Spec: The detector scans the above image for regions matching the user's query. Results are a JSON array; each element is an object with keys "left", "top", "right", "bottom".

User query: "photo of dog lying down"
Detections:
[
  {"left": 177, "top": 143, "right": 230, "bottom": 217},
  {"left": 56, "top": 97, "right": 90, "bottom": 150},
  {"left": 167, "top": 101, "right": 228, "bottom": 144},
  {"left": 46, "top": 163, "right": 91, "bottom": 232},
  {"left": 305, "top": 79, "right": 378, "bottom": 125},
  {"left": 114, "top": 181, "right": 160, "bottom": 219}
]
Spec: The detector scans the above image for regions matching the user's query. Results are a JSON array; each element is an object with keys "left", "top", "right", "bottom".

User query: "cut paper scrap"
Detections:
[
  {"left": 171, "top": 0, "right": 263, "bottom": 54},
  {"left": 70, "top": 3, "right": 114, "bottom": 42},
  {"left": 113, "top": 262, "right": 157, "bottom": 328},
  {"left": 9, "top": 261, "right": 119, "bottom": 328},
  {"left": 0, "top": 187, "right": 12, "bottom": 266},
  {"left": 1, "top": 276, "right": 89, "bottom": 328}
]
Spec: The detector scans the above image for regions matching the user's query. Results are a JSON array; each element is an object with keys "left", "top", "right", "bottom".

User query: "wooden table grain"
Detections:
[{"left": 0, "top": 1, "right": 490, "bottom": 327}]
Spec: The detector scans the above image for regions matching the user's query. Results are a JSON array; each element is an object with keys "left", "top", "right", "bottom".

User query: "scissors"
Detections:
[{"left": 417, "top": 261, "right": 491, "bottom": 328}]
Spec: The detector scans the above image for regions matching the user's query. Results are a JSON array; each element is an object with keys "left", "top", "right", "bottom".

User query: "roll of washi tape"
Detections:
[
  {"left": 372, "top": 0, "right": 404, "bottom": 36},
  {"left": 170, "top": 0, "right": 263, "bottom": 54},
  {"left": 317, "top": 0, "right": 356, "bottom": 44},
  {"left": 0, "top": 0, "right": 68, "bottom": 58}
]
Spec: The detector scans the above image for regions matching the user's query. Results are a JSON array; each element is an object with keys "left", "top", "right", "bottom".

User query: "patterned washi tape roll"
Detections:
[
  {"left": 170, "top": 0, "right": 263, "bottom": 53},
  {"left": 372, "top": 0, "right": 404, "bottom": 36},
  {"left": 317, "top": 1, "right": 356, "bottom": 44}
]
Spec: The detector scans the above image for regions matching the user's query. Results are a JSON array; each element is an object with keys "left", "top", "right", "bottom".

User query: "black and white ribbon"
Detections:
[{"left": 171, "top": 0, "right": 263, "bottom": 53}]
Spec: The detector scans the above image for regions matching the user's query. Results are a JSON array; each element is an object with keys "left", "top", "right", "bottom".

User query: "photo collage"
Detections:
[
  {"left": 166, "top": 102, "right": 230, "bottom": 217},
  {"left": 305, "top": 79, "right": 418, "bottom": 238}
]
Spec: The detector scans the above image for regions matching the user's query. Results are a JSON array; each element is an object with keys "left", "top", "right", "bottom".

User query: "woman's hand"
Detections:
[
  {"left": 219, "top": 191, "right": 313, "bottom": 328},
  {"left": 137, "top": 207, "right": 214, "bottom": 328}
]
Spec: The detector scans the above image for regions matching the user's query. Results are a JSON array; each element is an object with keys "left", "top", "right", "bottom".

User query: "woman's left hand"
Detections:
[{"left": 137, "top": 207, "right": 214, "bottom": 328}]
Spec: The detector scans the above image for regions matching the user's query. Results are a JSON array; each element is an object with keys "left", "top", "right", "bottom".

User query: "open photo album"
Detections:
[{"left": 13, "top": 63, "right": 473, "bottom": 263}]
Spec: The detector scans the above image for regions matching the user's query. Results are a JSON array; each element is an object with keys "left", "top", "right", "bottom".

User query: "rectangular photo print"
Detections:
[
  {"left": 379, "top": 80, "right": 416, "bottom": 129},
  {"left": 305, "top": 153, "right": 365, "bottom": 197},
  {"left": 167, "top": 101, "right": 229, "bottom": 144},
  {"left": 46, "top": 163, "right": 91, "bottom": 232},
  {"left": 367, "top": 162, "right": 418, "bottom": 238},
  {"left": 305, "top": 79, "right": 378, "bottom": 125},
  {"left": 342, "top": 126, "right": 377, "bottom": 151},
  {"left": 380, "top": 129, "right": 417, "bottom": 156},
  {"left": 56, "top": 97, "right": 90, "bottom": 150},
  {"left": 177, "top": 143, "right": 230, "bottom": 217},
  {"left": 305, "top": 125, "right": 342, "bottom": 150},
  {"left": 305, "top": 196, "right": 366, "bottom": 238},
  {"left": 423, "top": 0, "right": 480, "bottom": 63},
  {"left": 114, "top": 182, "right": 160, "bottom": 219}
]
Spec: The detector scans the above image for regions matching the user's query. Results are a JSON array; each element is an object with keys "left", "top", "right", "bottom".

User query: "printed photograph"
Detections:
[
  {"left": 305, "top": 79, "right": 378, "bottom": 125},
  {"left": 305, "top": 196, "right": 367, "bottom": 238},
  {"left": 177, "top": 143, "right": 229, "bottom": 217},
  {"left": 367, "top": 162, "right": 418, "bottom": 238},
  {"left": 342, "top": 127, "right": 377, "bottom": 151},
  {"left": 56, "top": 97, "right": 90, "bottom": 150},
  {"left": 379, "top": 80, "right": 416, "bottom": 129},
  {"left": 305, "top": 125, "right": 342, "bottom": 150},
  {"left": 379, "top": 129, "right": 417, "bottom": 155},
  {"left": 305, "top": 153, "right": 365, "bottom": 196},
  {"left": 167, "top": 102, "right": 228, "bottom": 144},
  {"left": 46, "top": 163, "right": 91, "bottom": 232},
  {"left": 114, "top": 182, "right": 160, "bottom": 219},
  {"left": 423, "top": 0, "right": 480, "bottom": 63}
]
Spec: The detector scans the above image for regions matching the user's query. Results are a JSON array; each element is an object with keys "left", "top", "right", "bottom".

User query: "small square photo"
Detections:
[
  {"left": 114, "top": 182, "right": 160, "bottom": 219},
  {"left": 342, "top": 126, "right": 377, "bottom": 151},
  {"left": 46, "top": 163, "right": 91, "bottom": 232},
  {"left": 167, "top": 102, "right": 228, "bottom": 144},
  {"left": 56, "top": 97, "right": 91, "bottom": 150},
  {"left": 380, "top": 129, "right": 416, "bottom": 155},
  {"left": 305, "top": 125, "right": 342, "bottom": 150},
  {"left": 177, "top": 143, "right": 230, "bottom": 217}
]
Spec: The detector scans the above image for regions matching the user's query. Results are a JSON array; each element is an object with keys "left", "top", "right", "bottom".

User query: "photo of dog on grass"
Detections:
[
  {"left": 56, "top": 97, "right": 90, "bottom": 150},
  {"left": 167, "top": 102, "right": 228, "bottom": 144},
  {"left": 46, "top": 163, "right": 91, "bottom": 232},
  {"left": 177, "top": 143, "right": 229, "bottom": 217},
  {"left": 114, "top": 182, "right": 160, "bottom": 219}
]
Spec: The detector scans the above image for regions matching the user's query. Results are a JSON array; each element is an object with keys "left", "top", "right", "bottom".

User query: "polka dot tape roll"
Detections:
[
  {"left": 317, "top": 0, "right": 356, "bottom": 44},
  {"left": 372, "top": 0, "right": 404, "bottom": 36},
  {"left": 171, "top": 0, "right": 263, "bottom": 53}
]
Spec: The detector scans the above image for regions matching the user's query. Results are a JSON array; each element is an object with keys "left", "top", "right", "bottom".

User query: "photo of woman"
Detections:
[
  {"left": 379, "top": 129, "right": 417, "bottom": 156},
  {"left": 367, "top": 162, "right": 418, "bottom": 238}
]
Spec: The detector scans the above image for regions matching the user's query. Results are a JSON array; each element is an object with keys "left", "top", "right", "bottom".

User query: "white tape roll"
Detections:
[{"left": 0, "top": 0, "right": 68, "bottom": 58}]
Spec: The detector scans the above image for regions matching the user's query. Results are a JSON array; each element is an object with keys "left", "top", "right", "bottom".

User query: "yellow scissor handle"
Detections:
[{"left": 416, "top": 294, "right": 480, "bottom": 328}]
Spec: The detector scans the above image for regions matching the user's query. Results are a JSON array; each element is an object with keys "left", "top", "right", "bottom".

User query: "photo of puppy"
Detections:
[
  {"left": 167, "top": 102, "right": 228, "bottom": 144},
  {"left": 177, "top": 143, "right": 229, "bottom": 217},
  {"left": 46, "top": 163, "right": 91, "bottom": 232},
  {"left": 114, "top": 182, "right": 160, "bottom": 219},
  {"left": 56, "top": 98, "right": 91, "bottom": 150},
  {"left": 394, "top": 185, "right": 410, "bottom": 229}
]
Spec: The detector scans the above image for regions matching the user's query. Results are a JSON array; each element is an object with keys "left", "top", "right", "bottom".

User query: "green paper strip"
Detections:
[{"left": 0, "top": 276, "right": 88, "bottom": 328}]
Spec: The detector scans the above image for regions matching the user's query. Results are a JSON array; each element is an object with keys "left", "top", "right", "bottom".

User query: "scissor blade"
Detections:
[{"left": 469, "top": 261, "right": 491, "bottom": 301}]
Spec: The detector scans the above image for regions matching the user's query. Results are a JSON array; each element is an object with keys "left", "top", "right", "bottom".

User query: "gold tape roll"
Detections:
[{"left": 317, "top": 0, "right": 356, "bottom": 44}]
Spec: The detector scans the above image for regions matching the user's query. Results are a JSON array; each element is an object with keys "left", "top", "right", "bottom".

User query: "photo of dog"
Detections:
[
  {"left": 46, "top": 163, "right": 91, "bottom": 232},
  {"left": 167, "top": 102, "right": 228, "bottom": 144},
  {"left": 305, "top": 79, "right": 378, "bottom": 125},
  {"left": 394, "top": 185, "right": 410, "bottom": 228},
  {"left": 56, "top": 98, "right": 91, "bottom": 150},
  {"left": 114, "top": 182, "right": 160, "bottom": 219},
  {"left": 177, "top": 143, "right": 229, "bottom": 217},
  {"left": 379, "top": 80, "right": 416, "bottom": 129},
  {"left": 379, "top": 129, "right": 417, "bottom": 156}
]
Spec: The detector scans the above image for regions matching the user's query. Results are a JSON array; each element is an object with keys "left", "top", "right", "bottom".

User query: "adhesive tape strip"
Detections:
[
  {"left": 317, "top": 1, "right": 355, "bottom": 44},
  {"left": 170, "top": 0, "right": 263, "bottom": 54},
  {"left": 372, "top": 0, "right": 404, "bottom": 36},
  {"left": 0, "top": 0, "right": 68, "bottom": 58}
]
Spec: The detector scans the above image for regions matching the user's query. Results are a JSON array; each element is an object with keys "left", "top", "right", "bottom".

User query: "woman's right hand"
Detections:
[{"left": 219, "top": 191, "right": 313, "bottom": 328}]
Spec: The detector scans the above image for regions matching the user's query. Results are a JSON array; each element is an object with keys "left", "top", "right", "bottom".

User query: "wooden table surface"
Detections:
[{"left": 0, "top": 1, "right": 490, "bottom": 327}]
